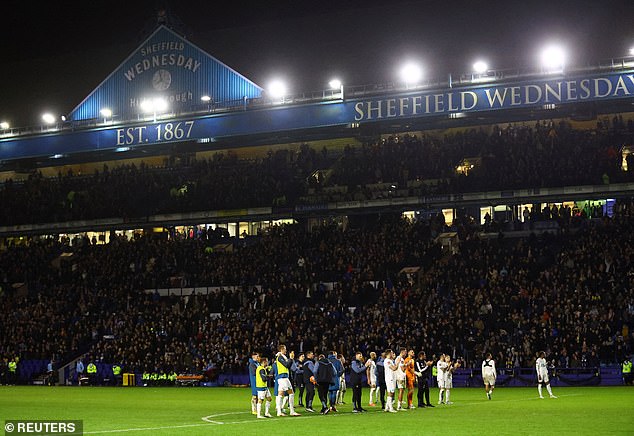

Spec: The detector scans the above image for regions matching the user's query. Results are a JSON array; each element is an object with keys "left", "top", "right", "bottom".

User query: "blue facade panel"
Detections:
[
  {"left": 70, "top": 26, "right": 262, "bottom": 122},
  {"left": 4, "top": 69, "right": 634, "bottom": 162}
]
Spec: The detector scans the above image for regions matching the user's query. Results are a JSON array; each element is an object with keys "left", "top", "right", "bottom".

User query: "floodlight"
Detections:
[
  {"left": 153, "top": 98, "right": 168, "bottom": 112},
  {"left": 268, "top": 80, "right": 287, "bottom": 99},
  {"left": 140, "top": 100, "right": 152, "bottom": 113},
  {"left": 473, "top": 60, "right": 488, "bottom": 74},
  {"left": 141, "top": 98, "right": 168, "bottom": 113},
  {"left": 401, "top": 62, "right": 422, "bottom": 84},
  {"left": 541, "top": 45, "right": 566, "bottom": 71},
  {"left": 42, "top": 113, "right": 56, "bottom": 124}
]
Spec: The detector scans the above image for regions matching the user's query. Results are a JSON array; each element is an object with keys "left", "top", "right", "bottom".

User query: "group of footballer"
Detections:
[{"left": 248, "top": 346, "right": 557, "bottom": 419}]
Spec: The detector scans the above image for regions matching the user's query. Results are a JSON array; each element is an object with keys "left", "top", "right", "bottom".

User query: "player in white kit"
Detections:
[
  {"left": 394, "top": 349, "right": 407, "bottom": 410},
  {"left": 337, "top": 354, "right": 346, "bottom": 405},
  {"left": 367, "top": 352, "right": 378, "bottom": 406},
  {"left": 436, "top": 353, "right": 448, "bottom": 404},
  {"left": 383, "top": 349, "right": 398, "bottom": 413},
  {"left": 443, "top": 355, "right": 459, "bottom": 405},
  {"left": 482, "top": 352, "right": 497, "bottom": 400},
  {"left": 536, "top": 351, "right": 557, "bottom": 399}
]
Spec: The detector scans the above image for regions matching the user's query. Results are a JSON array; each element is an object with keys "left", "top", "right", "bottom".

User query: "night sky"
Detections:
[{"left": 1, "top": 0, "right": 633, "bottom": 127}]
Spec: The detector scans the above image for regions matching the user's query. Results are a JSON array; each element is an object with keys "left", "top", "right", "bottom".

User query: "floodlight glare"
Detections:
[
  {"left": 42, "top": 113, "right": 56, "bottom": 124},
  {"left": 100, "top": 108, "right": 112, "bottom": 118},
  {"left": 329, "top": 79, "right": 342, "bottom": 90},
  {"left": 473, "top": 60, "right": 488, "bottom": 74},
  {"left": 401, "top": 62, "right": 422, "bottom": 84},
  {"left": 541, "top": 45, "right": 566, "bottom": 71},
  {"left": 140, "top": 99, "right": 152, "bottom": 113},
  {"left": 0, "top": 122, "right": 9, "bottom": 130},
  {"left": 201, "top": 95, "right": 211, "bottom": 102},
  {"left": 629, "top": 47, "right": 634, "bottom": 56},
  {"left": 141, "top": 98, "right": 168, "bottom": 113},
  {"left": 268, "top": 80, "right": 287, "bottom": 99},
  {"left": 153, "top": 98, "right": 168, "bottom": 112}
]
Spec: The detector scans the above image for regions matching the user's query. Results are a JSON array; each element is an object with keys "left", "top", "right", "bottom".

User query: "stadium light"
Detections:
[
  {"left": 473, "top": 60, "right": 488, "bottom": 74},
  {"left": 268, "top": 80, "right": 287, "bottom": 100},
  {"left": 541, "top": 45, "right": 566, "bottom": 72},
  {"left": 155, "top": 98, "right": 168, "bottom": 112},
  {"left": 100, "top": 108, "right": 112, "bottom": 124},
  {"left": 201, "top": 95, "right": 213, "bottom": 112},
  {"left": 140, "top": 100, "right": 153, "bottom": 113},
  {"left": 42, "top": 113, "right": 56, "bottom": 125},
  {"left": 400, "top": 62, "right": 422, "bottom": 86},
  {"left": 140, "top": 98, "right": 168, "bottom": 113},
  {"left": 0, "top": 121, "right": 9, "bottom": 130},
  {"left": 140, "top": 98, "right": 168, "bottom": 122},
  {"left": 329, "top": 79, "right": 344, "bottom": 99},
  {"left": 629, "top": 47, "right": 634, "bottom": 56}
]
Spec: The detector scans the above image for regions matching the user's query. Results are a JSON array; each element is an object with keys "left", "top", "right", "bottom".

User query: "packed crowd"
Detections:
[
  {"left": 0, "top": 238, "right": 138, "bottom": 364},
  {"left": 1, "top": 118, "right": 633, "bottom": 226},
  {"left": 1, "top": 200, "right": 633, "bottom": 380},
  {"left": 0, "top": 144, "right": 327, "bottom": 226},
  {"left": 330, "top": 117, "right": 634, "bottom": 195}
]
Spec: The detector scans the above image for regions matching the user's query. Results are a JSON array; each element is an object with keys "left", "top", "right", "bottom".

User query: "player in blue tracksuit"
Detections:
[
  {"left": 303, "top": 352, "right": 317, "bottom": 411},
  {"left": 327, "top": 351, "right": 344, "bottom": 411},
  {"left": 291, "top": 353, "right": 305, "bottom": 407},
  {"left": 248, "top": 351, "right": 260, "bottom": 415},
  {"left": 376, "top": 352, "right": 386, "bottom": 409}
]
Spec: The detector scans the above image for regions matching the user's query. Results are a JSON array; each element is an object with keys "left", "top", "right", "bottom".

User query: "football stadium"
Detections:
[{"left": 1, "top": 2, "right": 634, "bottom": 435}]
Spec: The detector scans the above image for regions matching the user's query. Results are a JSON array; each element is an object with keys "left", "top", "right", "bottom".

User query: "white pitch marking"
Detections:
[
  {"left": 84, "top": 412, "right": 251, "bottom": 433},
  {"left": 84, "top": 411, "right": 316, "bottom": 434},
  {"left": 202, "top": 410, "right": 320, "bottom": 425},
  {"left": 83, "top": 394, "right": 583, "bottom": 433},
  {"left": 201, "top": 411, "right": 250, "bottom": 424},
  {"left": 83, "top": 423, "right": 217, "bottom": 434}
]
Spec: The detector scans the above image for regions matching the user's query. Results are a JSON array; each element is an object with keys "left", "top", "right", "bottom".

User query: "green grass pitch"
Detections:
[{"left": 1, "top": 386, "right": 633, "bottom": 435}]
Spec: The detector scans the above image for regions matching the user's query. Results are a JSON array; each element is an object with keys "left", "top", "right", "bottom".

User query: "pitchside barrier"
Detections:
[
  {"left": 14, "top": 361, "right": 626, "bottom": 387},
  {"left": 208, "top": 367, "right": 624, "bottom": 388}
]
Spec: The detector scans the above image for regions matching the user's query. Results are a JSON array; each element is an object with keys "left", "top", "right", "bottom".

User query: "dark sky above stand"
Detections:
[{"left": 1, "top": 0, "right": 633, "bottom": 127}]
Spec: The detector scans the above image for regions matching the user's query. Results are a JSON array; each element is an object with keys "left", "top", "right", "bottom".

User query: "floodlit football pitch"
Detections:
[{"left": 1, "top": 386, "right": 633, "bottom": 435}]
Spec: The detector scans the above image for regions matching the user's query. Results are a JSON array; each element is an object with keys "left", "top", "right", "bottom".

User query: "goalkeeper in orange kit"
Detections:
[{"left": 404, "top": 349, "right": 416, "bottom": 409}]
